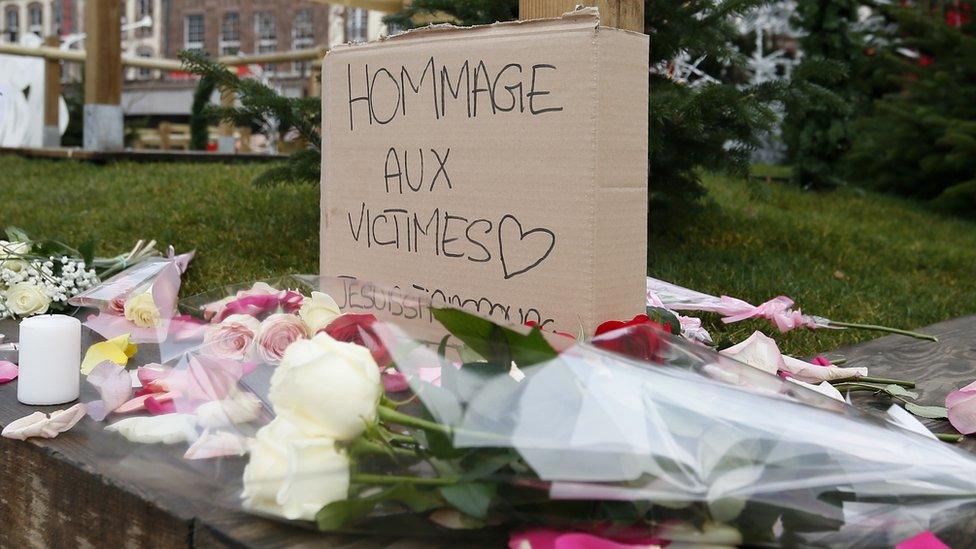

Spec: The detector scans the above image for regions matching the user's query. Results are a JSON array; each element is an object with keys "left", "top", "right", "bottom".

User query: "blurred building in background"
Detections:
[{"left": 1, "top": 1, "right": 391, "bottom": 123}]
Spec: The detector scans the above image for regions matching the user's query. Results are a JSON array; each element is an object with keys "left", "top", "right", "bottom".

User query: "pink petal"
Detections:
[
  {"left": 382, "top": 371, "right": 410, "bottom": 392},
  {"left": 183, "top": 429, "right": 248, "bottom": 460},
  {"left": 896, "top": 531, "right": 951, "bottom": 549},
  {"left": 2, "top": 404, "right": 86, "bottom": 440},
  {"left": 84, "top": 312, "right": 168, "bottom": 344},
  {"left": 116, "top": 391, "right": 178, "bottom": 414},
  {"left": 508, "top": 529, "right": 659, "bottom": 549},
  {"left": 947, "top": 387, "right": 976, "bottom": 434},
  {"left": 510, "top": 529, "right": 561, "bottom": 549},
  {"left": 811, "top": 355, "right": 832, "bottom": 366},
  {"left": 719, "top": 331, "right": 786, "bottom": 375},
  {"left": 0, "top": 361, "right": 18, "bottom": 384},
  {"left": 144, "top": 396, "right": 178, "bottom": 415},
  {"left": 85, "top": 361, "right": 133, "bottom": 421},
  {"left": 419, "top": 366, "right": 442, "bottom": 387}
]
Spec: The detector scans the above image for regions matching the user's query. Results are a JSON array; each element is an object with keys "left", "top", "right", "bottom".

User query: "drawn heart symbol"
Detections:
[{"left": 498, "top": 214, "right": 556, "bottom": 280}]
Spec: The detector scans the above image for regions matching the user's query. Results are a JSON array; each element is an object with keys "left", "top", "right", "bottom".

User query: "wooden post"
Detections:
[
  {"left": 83, "top": 0, "right": 124, "bottom": 151},
  {"left": 42, "top": 35, "right": 61, "bottom": 148},
  {"left": 217, "top": 87, "right": 236, "bottom": 153},
  {"left": 159, "top": 121, "right": 172, "bottom": 151},
  {"left": 518, "top": 0, "right": 643, "bottom": 32}
]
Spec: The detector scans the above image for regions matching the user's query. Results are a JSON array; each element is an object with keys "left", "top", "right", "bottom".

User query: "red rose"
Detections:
[
  {"left": 319, "top": 313, "right": 391, "bottom": 367},
  {"left": 592, "top": 314, "right": 670, "bottom": 362}
]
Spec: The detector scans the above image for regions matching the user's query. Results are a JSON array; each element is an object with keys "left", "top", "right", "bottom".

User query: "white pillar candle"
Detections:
[{"left": 17, "top": 315, "right": 81, "bottom": 405}]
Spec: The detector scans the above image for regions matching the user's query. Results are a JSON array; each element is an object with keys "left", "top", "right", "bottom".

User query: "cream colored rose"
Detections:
[
  {"left": 241, "top": 417, "right": 350, "bottom": 521},
  {"left": 269, "top": 333, "right": 381, "bottom": 441},
  {"left": 5, "top": 282, "right": 50, "bottom": 316},
  {"left": 0, "top": 259, "right": 28, "bottom": 274},
  {"left": 124, "top": 292, "right": 161, "bottom": 328},
  {"left": 297, "top": 291, "right": 341, "bottom": 333}
]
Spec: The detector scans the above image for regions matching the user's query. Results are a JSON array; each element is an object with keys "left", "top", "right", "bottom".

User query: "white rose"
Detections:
[
  {"left": 269, "top": 333, "right": 381, "bottom": 441},
  {"left": 297, "top": 291, "right": 341, "bottom": 333},
  {"left": 0, "top": 240, "right": 29, "bottom": 260},
  {"left": 124, "top": 292, "right": 161, "bottom": 328},
  {"left": 0, "top": 259, "right": 28, "bottom": 274},
  {"left": 242, "top": 417, "right": 350, "bottom": 521},
  {"left": 5, "top": 282, "right": 50, "bottom": 316}
]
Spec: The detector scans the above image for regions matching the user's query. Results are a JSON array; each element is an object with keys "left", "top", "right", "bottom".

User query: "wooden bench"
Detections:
[{"left": 1, "top": 316, "right": 973, "bottom": 547}]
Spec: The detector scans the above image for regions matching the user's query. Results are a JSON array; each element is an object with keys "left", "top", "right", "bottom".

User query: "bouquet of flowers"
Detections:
[
  {"left": 57, "top": 276, "right": 976, "bottom": 548},
  {"left": 70, "top": 249, "right": 195, "bottom": 344},
  {"left": 0, "top": 227, "right": 159, "bottom": 320}
]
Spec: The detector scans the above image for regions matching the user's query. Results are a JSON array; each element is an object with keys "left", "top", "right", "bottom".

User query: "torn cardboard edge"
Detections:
[{"left": 328, "top": 7, "right": 642, "bottom": 57}]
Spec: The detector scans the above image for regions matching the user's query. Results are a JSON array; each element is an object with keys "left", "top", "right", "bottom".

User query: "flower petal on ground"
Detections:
[
  {"left": 719, "top": 331, "right": 785, "bottom": 375},
  {"left": 2, "top": 404, "right": 86, "bottom": 440},
  {"left": 946, "top": 381, "right": 976, "bottom": 434},
  {"left": 0, "top": 361, "right": 18, "bottom": 384},
  {"left": 183, "top": 429, "right": 249, "bottom": 460},
  {"left": 81, "top": 334, "right": 137, "bottom": 375},
  {"left": 105, "top": 414, "right": 198, "bottom": 444}
]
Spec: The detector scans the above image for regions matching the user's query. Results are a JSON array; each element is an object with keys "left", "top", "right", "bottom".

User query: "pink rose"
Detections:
[
  {"left": 108, "top": 297, "right": 127, "bottom": 315},
  {"left": 203, "top": 314, "right": 262, "bottom": 360},
  {"left": 255, "top": 314, "right": 309, "bottom": 364},
  {"left": 280, "top": 290, "right": 305, "bottom": 314}
]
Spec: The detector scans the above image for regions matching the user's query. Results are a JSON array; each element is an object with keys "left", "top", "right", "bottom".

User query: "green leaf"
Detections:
[
  {"left": 905, "top": 403, "right": 949, "bottom": 420},
  {"left": 431, "top": 307, "right": 558, "bottom": 368},
  {"left": 646, "top": 306, "right": 682, "bottom": 334},
  {"left": 438, "top": 483, "right": 496, "bottom": 519},
  {"left": 4, "top": 226, "right": 30, "bottom": 243},
  {"left": 316, "top": 484, "right": 441, "bottom": 530},
  {"left": 882, "top": 384, "right": 919, "bottom": 400}
]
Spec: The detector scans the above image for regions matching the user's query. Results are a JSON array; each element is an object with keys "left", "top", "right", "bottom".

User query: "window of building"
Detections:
[
  {"left": 255, "top": 12, "right": 277, "bottom": 72},
  {"left": 346, "top": 8, "right": 368, "bottom": 43},
  {"left": 4, "top": 8, "right": 19, "bottom": 43},
  {"left": 137, "top": 47, "right": 153, "bottom": 79},
  {"left": 220, "top": 11, "right": 240, "bottom": 56},
  {"left": 136, "top": 0, "right": 153, "bottom": 38},
  {"left": 53, "top": 0, "right": 62, "bottom": 34},
  {"left": 292, "top": 9, "right": 313, "bottom": 74},
  {"left": 28, "top": 3, "right": 42, "bottom": 36},
  {"left": 184, "top": 14, "right": 205, "bottom": 53}
]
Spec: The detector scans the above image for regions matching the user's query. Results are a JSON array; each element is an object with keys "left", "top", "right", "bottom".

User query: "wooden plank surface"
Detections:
[
  {"left": 84, "top": 0, "right": 123, "bottom": 106},
  {"left": 1, "top": 316, "right": 975, "bottom": 546}
]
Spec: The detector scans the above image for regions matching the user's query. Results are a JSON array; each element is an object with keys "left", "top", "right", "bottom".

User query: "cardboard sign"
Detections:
[{"left": 321, "top": 8, "right": 648, "bottom": 334}]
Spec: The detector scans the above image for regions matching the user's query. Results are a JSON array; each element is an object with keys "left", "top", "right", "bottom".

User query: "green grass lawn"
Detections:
[{"left": 1, "top": 155, "right": 974, "bottom": 357}]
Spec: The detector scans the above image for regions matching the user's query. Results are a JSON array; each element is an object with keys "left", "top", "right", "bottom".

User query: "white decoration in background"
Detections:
[
  {"left": 0, "top": 34, "right": 69, "bottom": 148},
  {"left": 734, "top": 2, "right": 802, "bottom": 164}
]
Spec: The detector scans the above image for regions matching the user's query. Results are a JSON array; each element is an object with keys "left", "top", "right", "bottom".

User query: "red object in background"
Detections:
[
  {"left": 206, "top": 142, "right": 218, "bottom": 152},
  {"left": 946, "top": 1, "right": 972, "bottom": 27},
  {"left": 591, "top": 315, "right": 671, "bottom": 363}
]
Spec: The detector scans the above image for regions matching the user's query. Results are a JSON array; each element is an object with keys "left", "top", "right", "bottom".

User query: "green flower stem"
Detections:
[
  {"left": 827, "top": 321, "right": 938, "bottom": 342},
  {"left": 936, "top": 433, "right": 964, "bottom": 443},
  {"left": 829, "top": 376, "right": 916, "bottom": 389},
  {"left": 349, "top": 438, "right": 420, "bottom": 459},
  {"left": 377, "top": 405, "right": 509, "bottom": 444},
  {"left": 378, "top": 406, "right": 452, "bottom": 435},
  {"left": 351, "top": 473, "right": 459, "bottom": 486}
]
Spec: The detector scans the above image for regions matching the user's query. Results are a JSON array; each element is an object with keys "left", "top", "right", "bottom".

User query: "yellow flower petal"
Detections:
[{"left": 81, "top": 334, "right": 137, "bottom": 375}]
